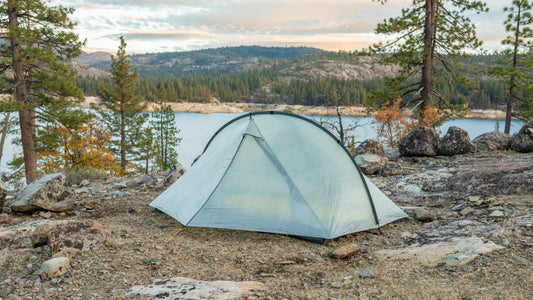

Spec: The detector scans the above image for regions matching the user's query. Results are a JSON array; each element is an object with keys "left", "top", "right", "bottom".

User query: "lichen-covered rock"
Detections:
[
  {"left": 355, "top": 154, "right": 389, "bottom": 175},
  {"left": 0, "top": 230, "right": 16, "bottom": 249},
  {"left": 380, "top": 162, "right": 404, "bottom": 176},
  {"left": 353, "top": 139, "right": 385, "bottom": 157},
  {"left": 438, "top": 126, "right": 477, "bottom": 156},
  {"left": 49, "top": 221, "right": 113, "bottom": 252},
  {"left": 509, "top": 119, "right": 533, "bottom": 153},
  {"left": 9, "top": 173, "right": 74, "bottom": 213},
  {"left": 126, "top": 277, "right": 266, "bottom": 299},
  {"left": 39, "top": 257, "right": 70, "bottom": 280},
  {"left": 472, "top": 132, "right": 512, "bottom": 152},
  {"left": 30, "top": 220, "right": 69, "bottom": 247},
  {"left": 399, "top": 127, "right": 439, "bottom": 156},
  {"left": 158, "top": 162, "right": 187, "bottom": 186}
]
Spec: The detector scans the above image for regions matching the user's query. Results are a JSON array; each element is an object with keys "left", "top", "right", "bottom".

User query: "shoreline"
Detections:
[{"left": 81, "top": 96, "right": 511, "bottom": 120}]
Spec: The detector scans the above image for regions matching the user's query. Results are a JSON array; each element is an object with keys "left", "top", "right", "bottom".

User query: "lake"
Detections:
[{"left": 0, "top": 112, "right": 525, "bottom": 172}]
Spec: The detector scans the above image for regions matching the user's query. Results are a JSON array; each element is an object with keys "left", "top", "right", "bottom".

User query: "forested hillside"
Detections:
[{"left": 76, "top": 46, "right": 507, "bottom": 109}]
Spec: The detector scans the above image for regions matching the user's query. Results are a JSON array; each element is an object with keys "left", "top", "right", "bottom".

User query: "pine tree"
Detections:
[
  {"left": 97, "top": 37, "right": 147, "bottom": 174},
  {"left": 370, "top": 0, "right": 488, "bottom": 122},
  {"left": 152, "top": 87, "right": 180, "bottom": 172},
  {"left": 0, "top": 0, "right": 85, "bottom": 183},
  {"left": 487, "top": 0, "right": 533, "bottom": 132}
]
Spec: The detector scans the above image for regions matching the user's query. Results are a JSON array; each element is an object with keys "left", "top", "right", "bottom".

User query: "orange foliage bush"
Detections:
[
  {"left": 372, "top": 97, "right": 439, "bottom": 147},
  {"left": 38, "top": 121, "right": 123, "bottom": 175}
]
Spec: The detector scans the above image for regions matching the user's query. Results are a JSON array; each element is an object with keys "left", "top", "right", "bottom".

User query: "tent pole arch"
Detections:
[{"left": 201, "top": 111, "right": 380, "bottom": 227}]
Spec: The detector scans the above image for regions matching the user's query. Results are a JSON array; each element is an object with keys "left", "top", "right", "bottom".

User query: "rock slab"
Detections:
[
  {"left": 355, "top": 154, "right": 388, "bottom": 175},
  {"left": 399, "top": 126, "right": 439, "bottom": 156},
  {"left": 10, "top": 173, "right": 74, "bottom": 213},
  {"left": 126, "top": 277, "right": 266, "bottom": 300},
  {"left": 376, "top": 237, "right": 504, "bottom": 266}
]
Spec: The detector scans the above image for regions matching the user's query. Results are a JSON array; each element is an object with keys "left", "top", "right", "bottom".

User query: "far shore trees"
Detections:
[
  {"left": 1, "top": 0, "right": 85, "bottom": 183},
  {"left": 370, "top": 0, "right": 488, "bottom": 124},
  {"left": 97, "top": 37, "right": 147, "bottom": 174},
  {"left": 488, "top": 0, "right": 533, "bottom": 132}
]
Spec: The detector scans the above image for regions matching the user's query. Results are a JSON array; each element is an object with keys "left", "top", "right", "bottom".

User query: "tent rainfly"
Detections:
[{"left": 150, "top": 111, "right": 407, "bottom": 243}]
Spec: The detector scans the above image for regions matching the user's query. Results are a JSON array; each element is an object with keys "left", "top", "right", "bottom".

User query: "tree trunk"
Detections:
[
  {"left": 505, "top": 3, "right": 522, "bottom": 134},
  {"left": 420, "top": 0, "right": 436, "bottom": 123},
  {"left": 0, "top": 111, "right": 10, "bottom": 162},
  {"left": 120, "top": 109, "right": 126, "bottom": 173},
  {"left": 9, "top": 4, "right": 38, "bottom": 183}
]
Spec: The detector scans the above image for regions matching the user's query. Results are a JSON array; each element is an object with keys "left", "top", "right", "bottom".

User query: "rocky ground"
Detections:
[{"left": 0, "top": 151, "right": 532, "bottom": 299}]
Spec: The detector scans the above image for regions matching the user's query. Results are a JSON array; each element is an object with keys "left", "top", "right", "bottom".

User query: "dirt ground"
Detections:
[{"left": 1, "top": 152, "right": 532, "bottom": 299}]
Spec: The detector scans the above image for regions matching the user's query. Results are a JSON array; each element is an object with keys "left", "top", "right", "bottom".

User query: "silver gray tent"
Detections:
[{"left": 150, "top": 112, "right": 407, "bottom": 242}]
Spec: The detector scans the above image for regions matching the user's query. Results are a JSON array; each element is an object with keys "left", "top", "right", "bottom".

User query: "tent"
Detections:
[{"left": 150, "top": 111, "right": 407, "bottom": 242}]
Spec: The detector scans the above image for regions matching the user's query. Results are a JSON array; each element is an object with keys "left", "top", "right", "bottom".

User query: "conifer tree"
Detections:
[
  {"left": 0, "top": 0, "right": 85, "bottom": 183},
  {"left": 370, "top": 0, "right": 487, "bottom": 122},
  {"left": 152, "top": 87, "right": 180, "bottom": 172},
  {"left": 487, "top": 0, "right": 533, "bottom": 132},
  {"left": 97, "top": 37, "right": 147, "bottom": 174}
]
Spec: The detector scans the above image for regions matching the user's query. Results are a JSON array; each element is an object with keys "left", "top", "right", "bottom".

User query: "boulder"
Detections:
[
  {"left": 399, "top": 126, "right": 439, "bottom": 156},
  {"left": 353, "top": 139, "right": 385, "bottom": 157},
  {"left": 438, "top": 126, "right": 477, "bottom": 156},
  {"left": 0, "top": 180, "right": 6, "bottom": 209},
  {"left": 509, "top": 119, "right": 533, "bottom": 153},
  {"left": 30, "top": 220, "right": 68, "bottom": 247},
  {"left": 472, "top": 132, "right": 512, "bottom": 152},
  {"left": 126, "top": 277, "right": 266, "bottom": 299},
  {"left": 49, "top": 221, "right": 114, "bottom": 252},
  {"left": 330, "top": 243, "right": 360, "bottom": 259},
  {"left": 158, "top": 162, "right": 187, "bottom": 186},
  {"left": 380, "top": 162, "right": 404, "bottom": 176},
  {"left": 39, "top": 257, "right": 71, "bottom": 280},
  {"left": 0, "top": 230, "right": 16, "bottom": 249},
  {"left": 355, "top": 154, "right": 389, "bottom": 175},
  {"left": 9, "top": 173, "right": 74, "bottom": 213},
  {"left": 412, "top": 207, "right": 436, "bottom": 223}
]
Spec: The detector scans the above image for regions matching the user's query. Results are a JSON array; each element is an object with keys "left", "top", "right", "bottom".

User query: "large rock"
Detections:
[
  {"left": 39, "top": 257, "right": 71, "bottom": 280},
  {"left": 30, "top": 220, "right": 69, "bottom": 247},
  {"left": 380, "top": 162, "right": 404, "bottom": 176},
  {"left": 353, "top": 139, "right": 385, "bottom": 157},
  {"left": 0, "top": 230, "right": 16, "bottom": 249},
  {"left": 355, "top": 154, "right": 389, "bottom": 175},
  {"left": 438, "top": 126, "right": 477, "bottom": 156},
  {"left": 9, "top": 173, "right": 74, "bottom": 213},
  {"left": 126, "top": 277, "right": 266, "bottom": 300},
  {"left": 158, "top": 162, "right": 187, "bottom": 186},
  {"left": 399, "top": 126, "right": 439, "bottom": 156},
  {"left": 509, "top": 119, "right": 533, "bottom": 153},
  {"left": 472, "top": 132, "right": 512, "bottom": 152},
  {"left": 376, "top": 237, "right": 504, "bottom": 266},
  {"left": 49, "top": 221, "right": 114, "bottom": 252}
]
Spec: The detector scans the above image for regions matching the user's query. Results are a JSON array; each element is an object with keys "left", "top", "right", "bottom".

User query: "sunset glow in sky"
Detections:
[{"left": 54, "top": 0, "right": 510, "bottom": 54}]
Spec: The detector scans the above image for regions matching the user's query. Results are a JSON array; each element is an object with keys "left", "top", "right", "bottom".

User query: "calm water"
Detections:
[{"left": 0, "top": 113, "right": 525, "bottom": 172}]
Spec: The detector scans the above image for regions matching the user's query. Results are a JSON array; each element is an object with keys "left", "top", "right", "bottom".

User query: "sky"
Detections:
[{"left": 53, "top": 0, "right": 511, "bottom": 54}]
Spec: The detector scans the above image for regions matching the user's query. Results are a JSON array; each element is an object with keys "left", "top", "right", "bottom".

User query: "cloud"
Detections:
[{"left": 54, "top": 0, "right": 507, "bottom": 53}]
